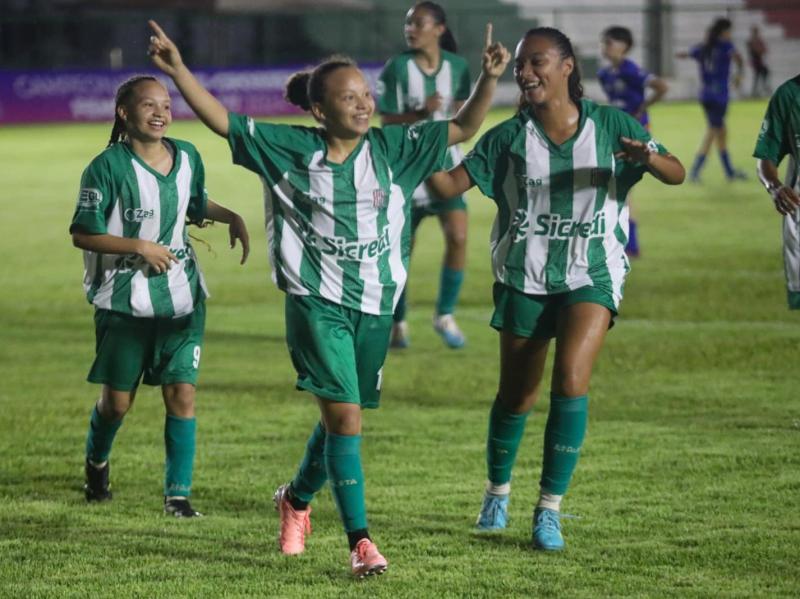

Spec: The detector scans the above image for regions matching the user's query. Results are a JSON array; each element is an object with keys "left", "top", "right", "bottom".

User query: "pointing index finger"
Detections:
[
  {"left": 148, "top": 19, "right": 167, "bottom": 40},
  {"left": 485, "top": 23, "right": 493, "bottom": 49}
]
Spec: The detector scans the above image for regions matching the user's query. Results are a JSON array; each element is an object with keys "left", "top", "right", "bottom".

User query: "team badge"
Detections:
[{"left": 372, "top": 189, "right": 386, "bottom": 209}]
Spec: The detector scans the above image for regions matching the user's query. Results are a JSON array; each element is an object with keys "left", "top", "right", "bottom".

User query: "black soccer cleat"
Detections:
[
  {"left": 164, "top": 497, "right": 203, "bottom": 518},
  {"left": 84, "top": 459, "right": 112, "bottom": 502}
]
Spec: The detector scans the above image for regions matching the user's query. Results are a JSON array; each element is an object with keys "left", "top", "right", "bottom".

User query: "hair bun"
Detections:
[{"left": 285, "top": 71, "right": 312, "bottom": 111}]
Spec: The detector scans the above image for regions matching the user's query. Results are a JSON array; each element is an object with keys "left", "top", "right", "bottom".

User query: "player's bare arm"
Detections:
[
  {"left": 616, "top": 137, "right": 685, "bottom": 184},
  {"left": 204, "top": 200, "right": 250, "bottom": 264},
  {"left": 757, "top": 158, "right": 800, "bottom": 215}
]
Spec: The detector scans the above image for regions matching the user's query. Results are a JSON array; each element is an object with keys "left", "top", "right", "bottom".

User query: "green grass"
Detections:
[{"left": 1, "top": 100, "right": 799, "bottom": 597}]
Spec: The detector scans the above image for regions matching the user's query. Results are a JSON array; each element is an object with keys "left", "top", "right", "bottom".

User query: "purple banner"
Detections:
[{"left": 0, "top": 65, "right": 382, "bottom": 124}]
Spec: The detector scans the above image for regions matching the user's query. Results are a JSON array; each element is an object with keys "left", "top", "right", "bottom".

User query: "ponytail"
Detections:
[
  {"left": 703, "top": 17, "right": 732, "bottom": 61},
  {"left": 284, "top": 55, "right": 357, "bottom": 113},
  {"left": 107, "top": 75, "right": 158, "bottom": 148},
  {"left": 439, "top": 27, "right": 457, "bottom": 53}
]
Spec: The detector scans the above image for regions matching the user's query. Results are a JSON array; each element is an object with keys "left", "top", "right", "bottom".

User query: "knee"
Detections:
[
  {"left": 163, "top": 384, "right": 196, "bottom": 417},
  {"left": 100, "top": 388, "right": 134, "bottom": 421},
  {"left": 446, "top": 226, "right": 467, "bottom": 251},
  {"left": 553, "top": 371, "right": 588, "bottom": 398},
  {"left": 326, "top": 410, "right": 361, "bottom": 436}
]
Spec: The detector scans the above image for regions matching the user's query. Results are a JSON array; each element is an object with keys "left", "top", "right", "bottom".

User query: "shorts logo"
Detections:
[
  {"left": 124, "top": 208, "right": 155, "bottom": 222},
  {"left": 78, "top": 188, "right": 103, "bottom": 210},
  {"left": 407, "top": 125, "right": 421, "bottom": 140},
  {"left": 372, "top": 189, "right": 386, "bottom": 209}
]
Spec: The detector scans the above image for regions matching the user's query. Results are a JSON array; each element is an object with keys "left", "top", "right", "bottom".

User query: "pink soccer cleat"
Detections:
[
  {"left": 273, "top": 484, "right": 311, "bottom": 555},
  {"left": 350, "top": 538, "right": 388, "bottom": 578}
]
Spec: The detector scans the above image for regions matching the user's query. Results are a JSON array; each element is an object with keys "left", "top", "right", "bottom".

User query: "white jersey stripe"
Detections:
[
  {"left": 308, "top": 151, "right": 344, "bottom": 304},
  {"left": 406, "top": 61, "right": 425, "bottom": 113},
  {"left": 567, "top": 119, "right": 599, "bottom": 289},
  {"left": 433, "top": 61, "right": 452, "bottom": 120},
  {"left": 489, "top": 154, "right": 520, "bottom": 283},
  {"left": 271, "top": 175, "right": 309, "bottom": 296},
  {"left": 91, "top": 200, "right": 124, "bottom": 311},
  {"left": 167, "top": 150, "right": 195, "bottom": 316},
  {"left": 386, "top": 168, "right": 407, "bottom": 310},
  {"left": 523, "top": 122, "right": 552, "bottom": 290},
  {"left": 354, "top": 143, "right": 383, "bottom": 314},
  {"left": 604, "top": 155, "right": 627, "bottom": 307},
  {"left": 130, "top": 160, "right": 158, "bottom": 317}
]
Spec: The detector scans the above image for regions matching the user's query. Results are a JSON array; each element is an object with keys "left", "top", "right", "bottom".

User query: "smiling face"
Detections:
[
  {"left": 311, "top": 66, "right": 375, "bottom": 139},
  {"left": 118, "top": 79, "right": 171, "bottom": 143},
  {"left": 404, "top": 5, "right": 443, "bottom": 51},
  {"left": 514, "top": 34, "right": 574, "bottom": 108}
]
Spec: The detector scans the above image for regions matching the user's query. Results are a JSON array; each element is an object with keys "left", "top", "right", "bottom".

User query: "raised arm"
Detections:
[
  {"left": 148, "top": 20, "right": 229, "bottom": 137},
  {"left": 447, "top": 24, "right": 510, "bottom": 146},
  {"left": 757, "top": 158, "right": 800, "bottom": 215}
]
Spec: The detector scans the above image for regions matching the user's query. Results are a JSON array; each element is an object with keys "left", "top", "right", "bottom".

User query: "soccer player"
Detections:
[
  {"left": 71, "top": 75, "right": 250, "bottom": 517},
  {"left": 148, "top": 20, "right": 509, "bottom": 575},
  {"left": 753, "top": 74, "right": 800, "bottom": 307},
  {"left": 677, "top": 17, "right": 747, "bottom": 183},
  {"left": 427, "top": 27, "right": 684, "bottom": 551},
  {"left": 598, "top": 25, "right": 668, "bottom": 257},
  {"left": 378, "top": 2, "right": 471, "bottom": 349}
]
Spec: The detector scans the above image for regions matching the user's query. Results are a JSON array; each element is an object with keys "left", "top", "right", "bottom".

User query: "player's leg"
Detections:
[
  {"left": 84, "top": 309, "right": 149, "bottom": 502},
  {"left": 625, "top": 196, "right": 640, "bottom": 258},
  {"left": 690, "top": 105, "right": 716, "bottom": 182},
  {"left": 433, "top": 203, "right": 468, "bottom": 348},
  {"left": 783, "top": 208, "right": 800, "bottom": 309},
  {"left": 153, "top": 302, "right": 206, "bottom": 517},
  {"left": 714, "top": 116, "right": 747, "bottom": 180},
  {"left": 477, "top": 284, "right": 554, "bottom": 530},
  {"left": 533, "top": 300, "right": 611, "bottom": 551}
]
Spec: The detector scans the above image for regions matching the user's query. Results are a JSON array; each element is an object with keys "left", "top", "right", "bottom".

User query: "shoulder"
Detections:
[
  {"left": 168, "top": 137, "right": 201, "bottom": 158},
  {"left": 475, "top": 113, "right": 525, "bottom": 147},
  {"left": 597, "top": 65, "right": 611, "bottom": 78},
  {"left": 585, "top": 100, "right": 636, "bottom": 129},
  {"left": 441, "top": 50, "right": 468, "bottom": 69},
  {"left": 382, "top": 51, "right": 414, "bottom": 73},
  {"left": 84, "top": 143, "right": 128, "bottom": 175}
]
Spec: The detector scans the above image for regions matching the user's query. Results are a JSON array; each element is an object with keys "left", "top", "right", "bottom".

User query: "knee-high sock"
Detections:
[
  {"left": 325, "top": 432, "right": 367, "bottom": 532},
  {"left": 164, "top": 414, "right": 196, "bottom": 497},
  {"left": 85, "top": 404, "right": 123, "bottom": 464},
  {"left": 435, "top": 266, "right": 464, "bottom": 316},
  {"left": 540, "top": 394, "right": 588, "bottom": 495},
  {"left": 486, "top": 397, "right": 530, "bottom": 486},
  {"left": 625, "top": 220, "right": 639, "bottom": 255},
  {"left": 690, "top": 154, "right": 706, "bottom": 179},
  {"left": 719, "top": 150, "right": 735, "bottom": 178},
  {"left": 290, "top": 421, "right": 328, "bottom": 503}
]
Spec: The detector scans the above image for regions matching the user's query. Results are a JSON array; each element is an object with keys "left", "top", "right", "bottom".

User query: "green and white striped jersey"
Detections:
[
  {"left": 462, "top": 99, "right": 668, "bottom": 307},
  {"left": 227, "top": 112, "right": 449, "bottom": 316},
  {"left": 753, "top": 74, "right": 800, "bottom": 188},
  {"left": 70, "top": 139, "right": 209, "bottom": 318},
  {"left": 378, "top": 50, "right": 471, "bottom": 205},
  {"left": 377, "top": 50, "right": 471, "bottom": 121}
]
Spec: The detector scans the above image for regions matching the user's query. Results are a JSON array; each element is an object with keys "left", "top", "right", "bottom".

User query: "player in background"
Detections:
[
  {"left": 598, "top": 25, "right": 668, "bottom": 257},
  {"left": 746, "top": 25, "right": 770, "bottom": 98},
  {"left": 148, "top": 20, "right": 509, "bottom": 576},
  {"left": 378, "top": 2, "right": 471, "bottom": 349},
  {"left": 753, "top": 74, "right": 800, "bottom": 308},
  {"left": 427, "top": 27, "right": 684, "bottom": 551},
  {"left": 71, "top": 75, "right": 250, "bottom": 517},
  {"left": 677, "top": 17, "right": 747, "bottom": 183}
]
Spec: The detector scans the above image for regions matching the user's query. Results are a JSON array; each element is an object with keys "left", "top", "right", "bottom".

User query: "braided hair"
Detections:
[{"left": 107, "top": 75, "right": 159, "bottom": 147}]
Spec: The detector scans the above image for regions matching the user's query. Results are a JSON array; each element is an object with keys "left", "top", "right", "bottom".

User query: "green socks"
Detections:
[
  {"left": 164, "top": 414, "right": 196, "bottom": 497},
  {"left": 486, "top": 397, "right": 530, "bottom": 486},
  {"left": 435, "top": 266, "right": 464, "bottom": 316},
  {"left": 290, "top": 421, "right": 328, "bottom": 503},
  {"left": 325, "top": 432, "right": 367, "bottom": 532},
  {"left": 540, "top": 394, "right": 588, "bottom": 495},
  {"left": 85, "top": 404, "right": 123, "bottom": 464}
]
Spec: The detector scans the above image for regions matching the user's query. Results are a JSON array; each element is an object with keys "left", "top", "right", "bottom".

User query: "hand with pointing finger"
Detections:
[
  {"left": 481, "top": 23, "right": 511, "bottom": 79},
  {"left": 148, "top": 20, "right": 184, "bottom": 77}
]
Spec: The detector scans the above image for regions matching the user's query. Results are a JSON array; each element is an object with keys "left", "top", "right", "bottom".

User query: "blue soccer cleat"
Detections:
[
  {"left": 433, "top": 314, "right": 466, "bottom": 349},
  {"left": 475, "top": 492, "right": 509, "bottom": 530},
  {"left": 532, "top": 507, "right": 564, "bottom": 551}
]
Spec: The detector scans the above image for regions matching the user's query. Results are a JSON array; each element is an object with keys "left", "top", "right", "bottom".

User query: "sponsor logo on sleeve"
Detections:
[{"left": 77, "top": 188, "right": 103, "bottom": 210}]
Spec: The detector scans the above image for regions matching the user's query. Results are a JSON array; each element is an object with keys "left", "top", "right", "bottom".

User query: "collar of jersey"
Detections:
[
  {"left": 123, "top": 138, "right": 181, "bottom": 181},
  {"left": 321, "top": 132, "right": 368, "bottom": 169},
  {"left": 522, "top": 99, "right": 589, "bottom": 155},
  {"left": 410, "top": 51, "right": 444, "bottom": 79}
]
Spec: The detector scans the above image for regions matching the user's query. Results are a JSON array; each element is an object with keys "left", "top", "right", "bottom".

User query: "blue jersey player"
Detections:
[
  {"left": 678, "top": 18, "right": 746, "bottom": 182},
  {"left": 598, "top": 26, "right": 668, "bottom": 257}
]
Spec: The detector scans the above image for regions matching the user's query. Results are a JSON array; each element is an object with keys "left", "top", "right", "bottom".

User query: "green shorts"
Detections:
[
  {"left": 88, "top": 302, "right": 206, "bottom": 391},
  {"left": 490, "top": 283, "right": 617, "bottom": 339},
  {"left": 411, "top": 195, "right": 467, "bottom": 231},
  {"left": 285, "top": 293, "right": 392, "bottom": 408}
]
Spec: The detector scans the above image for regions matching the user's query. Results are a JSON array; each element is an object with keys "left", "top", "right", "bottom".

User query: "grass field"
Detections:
[{"left": 1, "top": 99, "right": 799, "bottom": 598}]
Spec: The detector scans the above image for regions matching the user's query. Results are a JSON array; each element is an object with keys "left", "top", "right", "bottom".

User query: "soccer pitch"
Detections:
[{"left": 1, "top": 101, "right": 798, "bottom": 597}]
